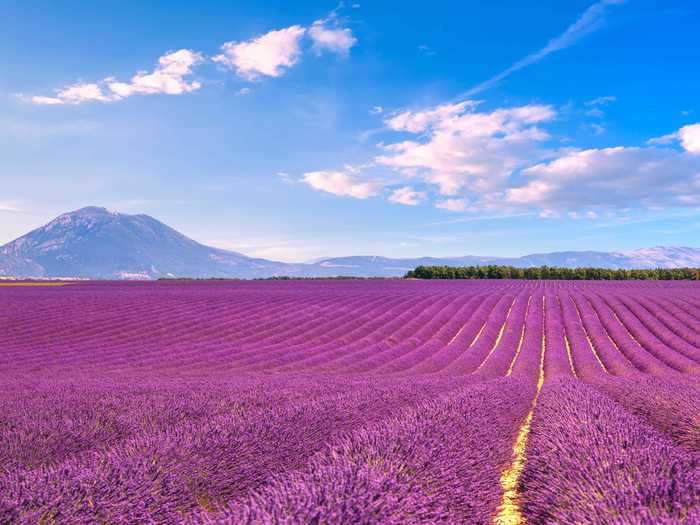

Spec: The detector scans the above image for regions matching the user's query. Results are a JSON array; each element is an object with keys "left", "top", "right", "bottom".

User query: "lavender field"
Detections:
[{"left": 2, "top": 280, "right": 700, "bottom": 524}]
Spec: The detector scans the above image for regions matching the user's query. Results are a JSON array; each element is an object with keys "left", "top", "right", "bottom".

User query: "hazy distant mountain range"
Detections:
[{"left": 1, "top": 207, "right": 700, "bottom": 279}]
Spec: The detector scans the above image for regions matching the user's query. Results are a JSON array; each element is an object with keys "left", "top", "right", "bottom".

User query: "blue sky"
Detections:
[{"left": 2, "top": 0, "right": 699, "bottom": 261}]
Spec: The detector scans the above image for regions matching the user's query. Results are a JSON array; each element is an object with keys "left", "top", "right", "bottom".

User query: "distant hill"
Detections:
[
  {"left": 0, "top": 252, "right": 45, "bottom": 278},
  {"left": 1, "top": 206, "right": 699, "bottom": 279},
  {"left": 302, "top": 248, "right": 700, "bottom": 277},
  {"left": 0, "top": 207, "right": 293, "bottom": 279}
]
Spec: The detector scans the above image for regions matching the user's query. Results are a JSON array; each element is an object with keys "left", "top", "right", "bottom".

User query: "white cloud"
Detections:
[
  {"left": 0, "top": 201, "right": 23, "bottom": 212},
  {"left": 1, "top": 117, "right": 101, "bottom": 137},
  {"left": 301, "top": 101, "right": 698, "bottom": 218},
  {"left": 566, "top": 210, "right": 598, "bottom": 219},
  {"left": 585, "top": 95, "right": 617, "bottom": 106},
  {"left": 237, "top": 87, "right": 252, "bottom": 95},
  {"left": 436, "top": 198, "right": 470, "bottom": 212},
  {"left": 583, "top": 96, "right": 616, "bottom": 118},
  {"left": 418, "top": 45, "right": 437, "bottom": 57},
  {"left": 388, "top": 186, "right": 425, "bottom": 206},
  {"left": 539, "top": 209, "right": 560, "bottom": 218},
  {"left": 276, "top": 171, "right": 293, "bottom": 183},
  {"left": 207, "top": 236, "right": 325, "bottom": 262},
  {"left": 302, "top": 170, "right": 383, "bottom": 199},
  {"left": 309, "top": 20, "right": 357, "bottom": 56},
  {"left": 32, "top": 83, "right": 114, "bottom": 105},
  {"left": 376, "top": 109, "right": 700, "bottom": 216},
  {"left": 586, "top": 123, "right": 606, "bottom": 135},
  {"left": 646, "top": 123, "right": 700, "bottom": 154},
  {"left": 385, "top": 102, "right": 476, "bottom": 133},
  {"left": 214, "top": 26, "right": 306, "bottom": 80},
  {"left": 377, "top": 101, "right": 556, "bottom": 195},
  {"left": 370, "top": 106, "right": 384, "bottom": 115},
  {"left": 106, "top": 49, "right": 203, "bottom": 97},
  {"left": 679, "top": 123, "right": 700, "bottom": 154},
  {"left": 647, "top": 132, "right": 678, "bottom": 146},
  {"left": 31, "top": 12, "right": 359, "bottom": 105},
  {"left": 31, "top": 49, "right": 203, "bottom": 105},
  {"left": 462, "top": 1, "right": 624, "bottom": 97},
  {"left": 506, "top": 145, "right": 700, "bottom": 211}
]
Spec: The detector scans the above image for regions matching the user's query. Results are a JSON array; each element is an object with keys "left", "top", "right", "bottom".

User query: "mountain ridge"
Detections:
[{"left": 1, "top": 207, "right": 699, "bottom": 279}]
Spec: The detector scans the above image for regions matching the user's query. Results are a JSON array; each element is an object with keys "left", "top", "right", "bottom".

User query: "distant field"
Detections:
[
  {"left": 1, "top": 280, "right": 699, "bottom": 524},
  {"left": 0, "top": 281, "right": 73, "bottom": 286}
]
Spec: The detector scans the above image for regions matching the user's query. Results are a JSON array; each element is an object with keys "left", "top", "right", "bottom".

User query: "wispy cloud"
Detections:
[
  {"left": 679, "top": 123, "right": 700, "bottom": 153},
  {"left": 418, "top": 44, "right": 437, "bottom": 57},
  {"left": 31, "top": 49, "right": 204, "bottom": 105},
  {"left": 461, "top": 0, "right": 625, "bottom": 97},
  {"left": 388, "top": 186, "right": 425, "bottom": 206},
  {"left": 647, "top": 132, "right": 679, "bottom": 146},
  {"left": 214, "top": 26, "right": 306, "bottom": 80},
  {"left": 206, "top": 235, "right": 327, "bottom": 262},
  {"left": 585, "top": 95, "right": 617, "bottom": 106},
  {"left": 377, "top": 101, "right": 556, "bottom": 195},
  {"left": 435, "top": 198, "right": 470, "bottom": 212},
  {"left": 306, "top": 94, "right": 700, "bottom": 218},
  {"left": 107, "top": 50, "right": 203, "bottom": 98},
  {"left": 0, "top": 117, "right": 101, "bottom": 137},
  {"left": 506, "top": 139, "right": 700, "bottom": 211},
  {"left": 309, "top": 19, "right": 357, "bottom": 56},
  {"left": 302, "top": 169, "right": 384, "bottom": 199},
  {"left": 585, "top": 107, "right": 604, "bottom": 118},
  {"left": 647, "top": 123, "right": 700, "bottom": 153},
  {"left": 0, "top": 201, "right": 24, "bottom": 213},
  {"left": 30, "top": 8, "right": 358, "bottom": 105},
  {"left": 584, "top": 95, "right": 617, "bottom": 117},
  {"left": 584, "top": 122, "right": 607, "bottom": 135}
]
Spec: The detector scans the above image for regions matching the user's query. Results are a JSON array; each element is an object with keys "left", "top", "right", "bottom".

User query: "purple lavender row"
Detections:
[
  {"left": 373, "top": 292, "right": 490, "bottom": 374},
  {"left": 408, "top": 292, "right": 502, "bottom": 373},
  {"left": 543, "top": 294, "right": 576, "bottom": 378},
  {"left": 269, "top": 295, "right": 429, "bottom": 372},
  {"left": 509, "top": 293, "right": 544, "bottom": 384},
  {"left": 1, "top": 283, "right": 388, "bottom": 372},
  {"left": 621, "top": 295, "right": 700, "bottom": 360},
  {"left": 649, "top": 296, "right": 700, "bottom": 344},
  {"left": 601, "top": 294, "right": 700, "bottom": 373},
  {"left": 650, "top": 294, "right": 700, "bottom": 329},
  {"left": 293, "top": 294, "right": 459, "bottom": 373},
  {"left": 0, "top": 376, "right": 373, "bottom": 475},
  {"left": 587, "top": 374, "right": 700, "bottom": 452},
  {"left": 207, "top": 294, "right": 414, "bottom": 371},
  {"left": 558, "top": 293, "right": 609, "bottom": 380},
  {"left": 191, "top": 377, "right": 536, "bottom": 525},
  {"left": 440, "top": 293, "right": 516, "bottom": 375},
  {"left": 472, "top": 291, "right": 530, "bottom": 378},
  {"left": 1, "top": 377, "right": 460, "bottom": 524},
  {"left": 584, "top": 293, "right": 677, "bottom": 375},
  {"left": 520, "top": 377, "right": 700, "bottom": 524},
  {"left": 225, "top": 293, "right": 394, "bottom": 356}
]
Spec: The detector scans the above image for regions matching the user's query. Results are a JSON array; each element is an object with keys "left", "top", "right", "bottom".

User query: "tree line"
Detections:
[{"left": 404, "top": 265, "right": 700, "bottom": 280}]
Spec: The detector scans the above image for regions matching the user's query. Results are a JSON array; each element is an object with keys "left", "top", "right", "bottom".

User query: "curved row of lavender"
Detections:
[{"left": 1, "top": 279, "right": 699, "bottom": 524}]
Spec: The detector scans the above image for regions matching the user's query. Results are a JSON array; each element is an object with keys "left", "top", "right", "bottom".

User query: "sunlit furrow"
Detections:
[
  {"left": 569, "top": 295, "right": 609, "bottom": 374},
  {"left": 476, "top": 297, "right": 516, "bottom": 372},
  {"left": 494, "top": 296, "right": 546, "bottom": 525}
]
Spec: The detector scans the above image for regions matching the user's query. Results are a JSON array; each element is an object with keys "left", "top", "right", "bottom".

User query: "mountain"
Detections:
[
  {"left": 304, "top": 249, "right": 700, "bottom": 276},
  {"left": 1, "top": 207, "right": 699, "bottom": 279},
  {"left": 0, "top": 253, "right": 45, "bottom": 278},
  {"left": 0, "top": 207, "right": 293, "bottom": 279}
]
